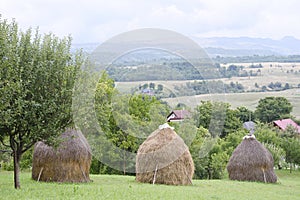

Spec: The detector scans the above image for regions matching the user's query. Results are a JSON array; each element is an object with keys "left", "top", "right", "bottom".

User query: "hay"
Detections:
[
  {"left": 136, "top": 125, "right": 194, "bottom": 185},
  {"left": 32, "top": 128, "right": 91, "bottom": 183},
  {"left": 227, "top": 136, "right": 277, "bottom": 183}
]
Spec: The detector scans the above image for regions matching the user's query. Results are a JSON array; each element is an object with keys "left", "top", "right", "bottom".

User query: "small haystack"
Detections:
[
  {"left": 136, "top": 123, "right": 194, "bottom": 185},
  {"left": 32, "top": 128, "right": 91, "bottom": 183},
  {"left": 227, "top": 135, "right": 277, "bottom": 183}
]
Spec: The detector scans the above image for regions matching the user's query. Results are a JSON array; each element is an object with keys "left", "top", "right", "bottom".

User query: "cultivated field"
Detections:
[
  {"left": 164, "top": 88, "right": 300, "bottom": 118},
  {"left": 220, "top": 62, "right": 300, "bottom": 91},
  {"left": 115, "top": 62, "right": 300, "bottom": 118},
  {"left": 0, "top": 170, "right": 299, "bottom": 200}
]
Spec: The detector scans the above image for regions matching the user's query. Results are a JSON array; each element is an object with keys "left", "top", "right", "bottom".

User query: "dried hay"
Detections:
[
  {"left": 136, "top": 125, "right": 194, "bottom": 185},
  {"left": 227, "top": 136, "right": 277, "bottom": 183},
  {"left": 32, "top": 128, "right": 91, "bottom": 183}
]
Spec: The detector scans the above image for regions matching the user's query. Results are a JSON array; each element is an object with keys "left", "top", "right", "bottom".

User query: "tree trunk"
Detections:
[
  {"left": 123, "top": 151, "right": 126, "bottom": 175},
  {"left": 13, "top": 149, "right": 21, "bottom": 189}
]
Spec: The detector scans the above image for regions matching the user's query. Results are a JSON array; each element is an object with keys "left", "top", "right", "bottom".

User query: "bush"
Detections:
[{"left": 2, "top": 160, "right": 14, "bottom": 171}]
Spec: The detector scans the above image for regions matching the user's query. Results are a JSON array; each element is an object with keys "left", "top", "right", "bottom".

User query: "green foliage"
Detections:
[
  {"left": 210, "top": 150, "right": 229, "bottom": 179},
  {"left": 2, "top": 150, "right": 32, "bottom": 171},
  {"left": 19, "top": 147, "right": 33, "bottom": 170},
  {"left": 93, "top": 72, "right": 170, "bottom": 174},
  {"left": 175, "top": 118, "right": 198, "bottom": 146},
  {"left": 280, "top": 125, "right": 300, "bottom": 139},
  {"left": 194, "top": 101, "right": 242, "bottom": 138},
  {"left": 263, "top": 143, "right": 285, "bottom": 168},
  {"left": 220, "top": 130, "right": 246, "bottom": 156},
  {"left": 236, "top": 106, "right": 254, "bottom": 122},
  {"left": 282, "top": 138, "right": 300, "bottom": 167},
  {"left": 255, "top": 97, "right": 293, "bottom": 123},
  {"left": 254, "top": 123, "right": 281, "bottom": 146},
  {"left": 90, "top": 156, "right": 122, "bottom": 175},
  {"left": 188, "top": 126, "right": 210, "bottom": 179},
  {"left": 253, "top": 123, "right": 286, "bottom": 168},
  {"left": 0, "top": 17, "right": 83, "bottom": 188},
  {"left": 2, "top": 160, "right": 14, "bottom": 171},
  {"left": 173, "top": 80, "right": 245, "bottom": 96}
]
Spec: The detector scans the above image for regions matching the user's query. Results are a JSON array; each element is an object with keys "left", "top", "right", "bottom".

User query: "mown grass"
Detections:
[{"left": 1, "top": 170, "right": 300, "bottom": 200}]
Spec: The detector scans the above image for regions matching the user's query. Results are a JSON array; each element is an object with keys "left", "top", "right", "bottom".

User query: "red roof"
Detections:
[
  {"left": 167, "top": 110, "right": 191, "bottom": 122},
  {"left": 273, "top": 119, "right": 300, "bottom": 133}
]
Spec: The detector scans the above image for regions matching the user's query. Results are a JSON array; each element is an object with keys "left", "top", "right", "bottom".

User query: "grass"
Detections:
[
  {"left": 1, "top": 170, "right": 300, "bottom": 200},
  {"left": 164, "top": 88, "right": 300, "bottom": 118}
]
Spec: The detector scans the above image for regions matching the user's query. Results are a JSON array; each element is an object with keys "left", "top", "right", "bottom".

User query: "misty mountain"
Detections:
[
  {"left": 194, "top": 36, "right": 300, "bottom": 57},
  {"left": 72, "top": 36, "right": 300, "bottom": 57}
]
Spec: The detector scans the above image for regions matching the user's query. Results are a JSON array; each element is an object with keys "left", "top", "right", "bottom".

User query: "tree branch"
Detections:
[
  {"left": 0, "top": 149, "right": 12, "bottom": 153},
  {"left": 10, "top": 135, "right": 17, "bottom": 151},
  {"left": 22, "top": 142, "right": 35, "bottom": 154},
  {"left": 0, "top": 139, "right": 10, "bottom": 148}
]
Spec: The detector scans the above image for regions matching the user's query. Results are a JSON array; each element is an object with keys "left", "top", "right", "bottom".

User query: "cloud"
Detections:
[{"left": 1, "top": 0, "right": 300, "bottom": 43}]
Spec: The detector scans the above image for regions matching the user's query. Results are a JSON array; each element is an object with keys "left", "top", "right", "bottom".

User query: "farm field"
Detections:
[
  {"left": 115, "top": 62, "right": 300, "bottom": 92},
  {"left": 115, "top": 62, "right": 300, "bottom": 118},
  {"left": 220, "top": 62, "right": 300, "bottom": 91},
  {"left": 164, "top": 88, "right": 300, "bottom": 118},
  {"left": 0, "top": 170, "right": 300, "bottom": 200}
]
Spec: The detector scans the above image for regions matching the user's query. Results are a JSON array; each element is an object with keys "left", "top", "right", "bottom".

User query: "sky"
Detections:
[{"left": 1, "top": 0, "right": 300, "bottom": 43}]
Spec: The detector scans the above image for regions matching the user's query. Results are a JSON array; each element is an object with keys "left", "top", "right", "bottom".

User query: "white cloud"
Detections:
[{"left": 1, "top": 0, "right": 300, "bottom": 43}]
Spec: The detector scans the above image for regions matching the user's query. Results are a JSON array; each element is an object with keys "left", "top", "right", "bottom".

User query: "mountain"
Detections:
[
  {"left": 194, "top": 36, "right": 300, "bottom": 57},
  {"left": 72, "top": 36, "right": 300, "bottom": 57}
]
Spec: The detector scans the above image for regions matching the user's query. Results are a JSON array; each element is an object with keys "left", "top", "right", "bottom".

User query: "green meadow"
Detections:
[{"left": 1, "top": 170, "right": 299, "bottom": 200}]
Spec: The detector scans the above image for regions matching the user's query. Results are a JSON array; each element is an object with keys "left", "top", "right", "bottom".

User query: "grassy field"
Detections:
[
  {"left": 1, "top": 170, "right": 300, "bottom": 200},
  {"left": 115, "top": 62, "right": 300, "bottom": 118},
  {"left": 220, "top": 62, "right": 300, "bottom": 91},
  {"left": 164, "top": 88, "right": 300, "bottom": 118},
  {"left": 115, "top": 62, "right": 300, "bottom": 93}
]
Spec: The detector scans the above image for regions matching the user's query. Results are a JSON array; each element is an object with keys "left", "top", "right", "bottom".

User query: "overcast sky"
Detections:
[{"left": 1, "top": 0, "right": 300, "bottom": 43}]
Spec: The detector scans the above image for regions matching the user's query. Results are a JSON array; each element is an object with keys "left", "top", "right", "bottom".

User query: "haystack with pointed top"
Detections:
[
  {"left": 136, "top": 124, "right": 194, "bottom": 185},
  {"left": 227, "top": 135, "right": 277, "bottom": 183},
  {"left": 32, "top": 128, "right": 91, "bottom": 183}
]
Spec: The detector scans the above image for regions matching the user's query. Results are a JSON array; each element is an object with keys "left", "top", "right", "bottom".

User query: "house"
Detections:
[
  {"left": 167, "top": 110, "right": 191, "bottom": 122},
  {"left": 141, "top": 88, "right": 154, "bottom": 96},
  {"left": 273, "top": 119, "right": 300, "bottom": 133}
]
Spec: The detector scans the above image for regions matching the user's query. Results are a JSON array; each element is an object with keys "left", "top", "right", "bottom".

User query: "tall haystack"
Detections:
[
  {"left": 227, "top": 135, "right": 277, "bottom": 183},
  {"left": 136, "top": 123, "right": 194, "bottom": 185},
  {"left": 32, "top": 128, "right": 91, "bottom": 183}
]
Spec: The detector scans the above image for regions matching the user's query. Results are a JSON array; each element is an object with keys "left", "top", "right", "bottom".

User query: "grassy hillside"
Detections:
[{"left": 1, "top": 170, "right": 300, "bottom": 200}]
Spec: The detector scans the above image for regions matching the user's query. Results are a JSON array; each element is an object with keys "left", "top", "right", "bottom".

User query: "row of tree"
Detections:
[{"left": 213, "top": 54, "right": 300, "bottom": 63}]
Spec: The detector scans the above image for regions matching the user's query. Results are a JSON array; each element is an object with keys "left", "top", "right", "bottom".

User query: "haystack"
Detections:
[
  {"left": 136, "top": 123, "right": 194, "bottom": 185},
  {"left": 227, "top": 135, "right": 277, "bottom": 183},
  {"left": 32, "top": 128, "right": 91, "bottom": 182}
]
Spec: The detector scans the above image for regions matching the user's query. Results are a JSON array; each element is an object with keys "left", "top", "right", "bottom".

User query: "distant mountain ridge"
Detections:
[
  {"left": 194, "top": 36, "right": 300, "bottom": 56},
  {"left": 72, "top": 36, "right": 300, "bottom": 57}
]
